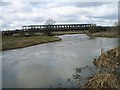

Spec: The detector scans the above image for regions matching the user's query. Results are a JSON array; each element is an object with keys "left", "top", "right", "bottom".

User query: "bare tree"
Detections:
[
  {"left": 44, "top": 19, "right": 55, "bottom": 36},
  {"left": 45, "top": 19, "right": 55, "bottom": 25}
]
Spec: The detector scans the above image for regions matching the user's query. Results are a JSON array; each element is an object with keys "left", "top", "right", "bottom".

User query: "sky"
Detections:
[{"left": 0, "top": 0, "right": 119, "bottom": 31}]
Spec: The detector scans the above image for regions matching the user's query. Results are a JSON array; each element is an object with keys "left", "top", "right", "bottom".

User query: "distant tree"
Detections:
[
  {"left": 44, "top": 19, "right": 55, "bottom": 36},
  {"left": 115, "top": 21, "right": 120, "bottom": 29},
  {"left": 45, "top": 19, "right": 55, "bottom": 25},
  {"left": 114, "top": 21, "right": 120, "bottom": 34},
  {"left": 104, "top": 21, "right": 119, "bottom": 37},
  {"left": 109, "top": 21, "right": 119, "bottom": 33},
  {"left": 89, "top": 24, "right": 98, "bottom": 33}
]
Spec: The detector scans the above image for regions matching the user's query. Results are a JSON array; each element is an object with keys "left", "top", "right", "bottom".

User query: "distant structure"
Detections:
[
  {"left": 2, "top": 24, "right": 108, "bottom": 36},
  {"left": 22, "top": 24, "right": 96, "bottom": 32}
]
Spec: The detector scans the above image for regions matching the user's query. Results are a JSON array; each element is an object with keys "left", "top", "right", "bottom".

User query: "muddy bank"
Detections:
[{"left": 85, "top": 47, "right": 120, "bottom": 88}]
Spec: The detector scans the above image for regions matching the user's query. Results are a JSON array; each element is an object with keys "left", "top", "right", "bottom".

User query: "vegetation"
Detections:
[
  {"left": 92, "top": 29, "right": 119, "bottom": 38},
  {"left": 0, "top": 35, "right": 1, "bottom": 51},
  {"left": 85, "top": 47, "right": 120, "bottom": 88},
  {"left": 85, "top": 73, "right": 119, "bottom": 88},
  {"left": 44, "top": 19, "right": 56, "bottom": 36},
  {"left": 66, "top": 47, "right": 120, "bottom": 88},
  {"left": 53, "top": 25, "right": 119, "bottom": 38},
  {"left": 88, "top": 22, "right": 119, "bottom": 38},
  {"left": 53, "top": 31, "right": 87, "bottom": 35},
  {"left": 2, "top": 36, "right": 61, "bottom": 51},
  {"left": 88, "top": 25, "right": 98, "bottom": 33}
]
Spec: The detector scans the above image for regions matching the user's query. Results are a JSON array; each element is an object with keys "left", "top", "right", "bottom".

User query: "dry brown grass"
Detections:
[
  {"left": 2, "top": 36, "right": 61, "bottom": 51},
  {"left": 85, "top": 73, "right": 119, "bottom": 88}
]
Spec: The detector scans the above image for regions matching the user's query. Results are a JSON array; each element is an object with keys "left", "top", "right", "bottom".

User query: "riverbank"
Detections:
[
  {"left": 2, "top": 36, "right": 61, "bottom": 51},
  {"left": 53, "top": 31, "right": 87, "bottom": 36},
  {"left": 1, "top": 30, "right": 118, "bottom": 51},
  {"left": 85, "top": 47, "right": 120, "bottom": 88},
  {"left": 53, "top": 30, "right": 119, "bottom": 38},
  {"left": 85, "top": 30, "right": 120, "bottom": 38},
  {"left": 92, "top": 31, "right": 119, "bottom": 38}
]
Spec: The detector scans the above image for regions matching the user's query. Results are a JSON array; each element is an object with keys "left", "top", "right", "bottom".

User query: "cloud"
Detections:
[
  {"left": 2, "top": 0, "right": 120, "bottom": 2},
  {"left": 0, "top": 1, "right": 118, "bottom": 30},
  {"left": 0, "top": 1, "right": 10, "bottom": 6}
]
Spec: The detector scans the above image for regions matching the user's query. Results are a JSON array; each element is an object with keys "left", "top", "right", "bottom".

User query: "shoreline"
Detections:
[
  {"left": 86, "top": 31, "right": 118, "bottom": 38},
  {"left": 85, "top": 47, "right": 120, "bottom": 88},
  {"left": 2, "top": 36, "right": 62, "bottom": 51},
  {"left": 53, "top": 31, "right": 87, "bottom": 36},
  {"left": 2, "top": 30, "right": 118, "bottom": 51},
  {"left": 54, "top": 31, "right": 119, "bottom": 38},
  {"left": 2, "top": 39, "right": 61, "bottom": 51}
]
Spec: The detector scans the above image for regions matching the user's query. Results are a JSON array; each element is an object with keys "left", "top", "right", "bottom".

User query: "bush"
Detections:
[{"left": 89, "top": 26, "right": 98, "bottom": 33}]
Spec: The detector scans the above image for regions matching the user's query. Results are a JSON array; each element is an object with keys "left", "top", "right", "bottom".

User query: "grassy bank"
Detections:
[
  {"left": 53, "top": 30, "right": 119, "bottom": 38},
  {"left": 2, "top": 36, "right": 61, "bottom": 51},
  {"left": 53, "top": 31, "right": 86, "bottom": 35},
  {"left": 92, "top": 32, "right": 119, "bottom": 38},
  {"left": 85, "top": 47, "right": 120, "bottom": 88},
  {"left": 91, "top": 30, "right": 119, "bottom": 38}
]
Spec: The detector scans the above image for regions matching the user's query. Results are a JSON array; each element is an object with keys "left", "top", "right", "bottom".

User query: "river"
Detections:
[{"left": 2, "top": 34, "right": 118, "bottom": 88}]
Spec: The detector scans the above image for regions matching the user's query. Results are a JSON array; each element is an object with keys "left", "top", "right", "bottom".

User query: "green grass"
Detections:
[{"left": 2, "top": 36, "right": 61, "bottom": 51}]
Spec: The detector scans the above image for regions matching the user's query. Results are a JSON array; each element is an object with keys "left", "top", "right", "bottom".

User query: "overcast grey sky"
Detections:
[{"left": 0, "top": 0, "right": 119, "bottom": 30}]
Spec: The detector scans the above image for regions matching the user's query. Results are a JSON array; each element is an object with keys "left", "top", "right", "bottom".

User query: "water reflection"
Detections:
[{"left": 2, "top": 34, "right": 118, "bottom": 88}]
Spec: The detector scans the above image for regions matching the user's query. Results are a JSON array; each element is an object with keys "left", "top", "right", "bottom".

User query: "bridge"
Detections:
[
  {"left": 22, "top": 24, "right": 96, "bottom": 32},
  {"left": 3, "top": 24, "right": 108, "bottom": 36}
]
